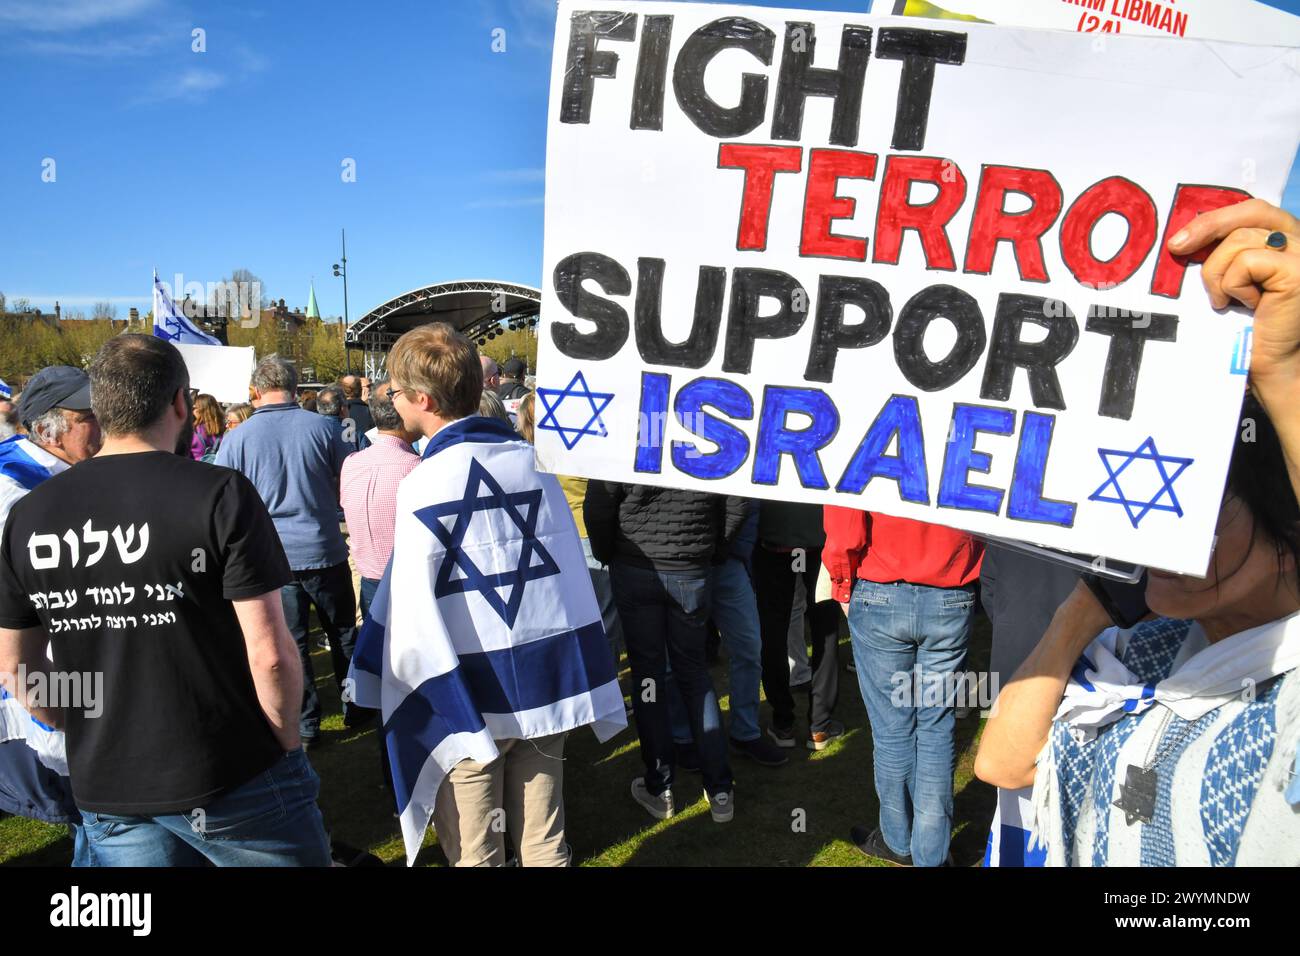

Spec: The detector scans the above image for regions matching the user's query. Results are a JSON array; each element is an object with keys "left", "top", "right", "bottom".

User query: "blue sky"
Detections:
[{"left": 1, "top": 0, "right": 1297, "bottom": 320}]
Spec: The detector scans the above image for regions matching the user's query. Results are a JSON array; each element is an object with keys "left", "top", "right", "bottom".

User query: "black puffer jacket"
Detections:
[{"left": 584, "top": 482, "right": 749, "bottom": 571}]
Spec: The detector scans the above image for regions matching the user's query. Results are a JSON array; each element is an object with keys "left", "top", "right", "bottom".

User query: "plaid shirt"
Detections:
[{"left": 340, "top": 433, "right": 420, "bottom": 579}]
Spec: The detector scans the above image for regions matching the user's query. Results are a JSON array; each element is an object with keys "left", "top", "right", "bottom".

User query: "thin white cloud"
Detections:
[
  {"left": 5, "top": 295, "right": 145, "bottom": 306},
  {"left": 23, "top": 32, "right": 169, "bottom": 57},
  {"left": 464, "top": 195, "right": 545, "bottom": 209},
  {"left": 131, "top": 67, "right": 227, "bottom": 105},
  {"left": 481, "top": 168, "right": 545, "bottom": 184},
  {"left": 0, "top": 0, "right": 158, "bottom": 33}
]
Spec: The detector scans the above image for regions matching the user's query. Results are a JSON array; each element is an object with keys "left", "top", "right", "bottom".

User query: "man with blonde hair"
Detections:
[{"left": 350, "top": 323, "right": 624, "bottom": 867}]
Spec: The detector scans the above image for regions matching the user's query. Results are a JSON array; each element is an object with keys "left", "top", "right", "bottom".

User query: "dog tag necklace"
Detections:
[{"left": 1113, "top": 710, "right": 1198, "bottom": 827}]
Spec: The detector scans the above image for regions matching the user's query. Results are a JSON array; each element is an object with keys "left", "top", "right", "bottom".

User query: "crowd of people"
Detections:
[{"left": 0, "top": 198, "right": 1296, "bottom": 867}]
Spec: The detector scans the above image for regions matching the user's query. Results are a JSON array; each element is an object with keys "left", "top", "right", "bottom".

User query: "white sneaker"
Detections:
[
  {"left": 708, "top": 789, "right": 735, "bottom": 823},
  {"left": 631, "top": 777, "right": 675, "bottom": 821}
]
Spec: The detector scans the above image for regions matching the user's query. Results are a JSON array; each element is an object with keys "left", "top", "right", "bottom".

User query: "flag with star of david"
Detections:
[
  {"left": 152, "top": 271, "right": 221, "bottom": 346},
  {"left": 347, "top": 416, "right": 626, "bottom": 865}
]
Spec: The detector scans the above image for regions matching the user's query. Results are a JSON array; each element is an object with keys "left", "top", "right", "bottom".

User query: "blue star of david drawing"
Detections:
[
  {"left": 415, "top": 458, "right": 560, "bottom": 626},
  {"left": 1088, "top": 437, "right": 1194, "bottom": 529},
  {"left": 536, "top": 371, "right": 614, "bottom": 450}
]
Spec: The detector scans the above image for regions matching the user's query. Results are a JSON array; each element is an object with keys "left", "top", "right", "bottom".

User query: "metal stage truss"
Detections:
[{"left": 345, "top": 279, "right": 541, "bottom": 378}]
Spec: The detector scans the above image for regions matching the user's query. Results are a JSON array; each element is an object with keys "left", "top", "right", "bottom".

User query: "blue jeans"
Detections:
[
  {"left": 611, "top": 563, "right": 733, "bottom": 797},
  {"left": 282, "top": 562, "right": 358, "bottom": 738},
  {"left": 848, "top": 579, "right": 974, "bottom": 867},
  {"left": 359, "top": 576, "right": 381, "bottom": 623},
  {"left": 76, "top": 748, "right": 332, "bottom": 866},
  {"left": 669, "top": 557, "right": 763, "bottom": 743}
]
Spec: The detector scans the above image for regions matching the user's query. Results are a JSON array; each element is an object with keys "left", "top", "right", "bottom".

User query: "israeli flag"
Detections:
[
  {"left": 982, "top": 787, "right": 1046, "bottom": 867},
  {"left": 349, "top": 416, "right": 626, "bottom": 865},
  {"left": 0, "top": 378, "right": 11, "bottom": 400},
  {"left": 152, "top": 272, "right": 221, "bottom": 346}
]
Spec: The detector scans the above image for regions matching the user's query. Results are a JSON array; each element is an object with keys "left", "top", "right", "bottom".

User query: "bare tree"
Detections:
[
  {"left": 209, "top": 268, "right": 267, "bottom": 320},
  {"left": 91, "top": 301, "right": 117, "bottom": 322}
]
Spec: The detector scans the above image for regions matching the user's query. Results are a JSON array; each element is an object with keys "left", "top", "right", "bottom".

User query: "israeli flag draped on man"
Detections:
[{"left": 348, "top": 416, "right": 626, "bottom": 864}]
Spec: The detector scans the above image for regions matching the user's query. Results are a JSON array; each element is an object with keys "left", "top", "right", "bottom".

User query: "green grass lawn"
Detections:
[{"left": 0, "top": 613, "right": 995, "bottom": 867}]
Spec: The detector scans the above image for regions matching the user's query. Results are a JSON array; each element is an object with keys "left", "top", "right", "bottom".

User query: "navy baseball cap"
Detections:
[{"left": 18, "top": 366, "right": 93, "bottom": 428}]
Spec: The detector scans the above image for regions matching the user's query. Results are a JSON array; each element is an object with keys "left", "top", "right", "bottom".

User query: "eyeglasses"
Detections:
[{"left": 385, "top": 385, "right": 410, "bottom": 401}]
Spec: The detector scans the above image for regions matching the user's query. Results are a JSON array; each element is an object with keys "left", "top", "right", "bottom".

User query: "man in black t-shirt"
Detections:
[{"left": 0, "top": 334, "right": 331, "bottom": 866}]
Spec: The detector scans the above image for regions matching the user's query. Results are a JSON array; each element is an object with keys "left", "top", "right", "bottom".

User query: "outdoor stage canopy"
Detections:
[{"left": 346, "top": 279, "right": 540, "bottom": 375}]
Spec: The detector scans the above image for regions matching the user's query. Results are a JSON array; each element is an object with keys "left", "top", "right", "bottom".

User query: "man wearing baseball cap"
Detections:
[
  {"left": 0, "top": 366, "right": 101, "bottom": 536},
  {"left": 496, "top": 357, "right": 530, "bottom": 403},
  {"left": 0, "top": 365, "right": 101, "bottom": 863}
]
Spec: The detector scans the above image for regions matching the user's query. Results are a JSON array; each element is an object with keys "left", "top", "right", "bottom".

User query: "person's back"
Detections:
[
  {"left": 587, "top": 483, "right": 734, "bottom": 571},
  {"left": 0, "top": 334, "right": 328, "bottom": 866},
  {"left": 2, "top": 453, "right": 286, "bottom": 807},
  {"left": 585, "top": 482, "right": 743, "bottom": 823},
  {"left": 217, "top": 356, "right": 363, "bottom": 747},
  {"left": 217, "top": 401, "right": 349, "bottom": 571}
]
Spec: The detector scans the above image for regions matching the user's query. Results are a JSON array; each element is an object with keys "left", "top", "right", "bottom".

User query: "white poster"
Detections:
[
  {"left": 174, "top": 343, "right": 254, "bottom": 405},
  {"left": 535, "top": 1, "right": 1300, "bottom": 576},
  {"left": 870, "top": 0, "right": 1300, "bottom": 44}
]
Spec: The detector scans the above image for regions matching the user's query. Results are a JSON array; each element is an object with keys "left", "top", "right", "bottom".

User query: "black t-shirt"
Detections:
[{"left": 0, "top": 451, "right": 293, "bottom": 814}]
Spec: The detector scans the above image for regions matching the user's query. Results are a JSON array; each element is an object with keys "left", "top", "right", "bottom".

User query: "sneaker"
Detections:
[
  {"left": 631, "top": 777, "right": 675, "bottom": 821},
  {"left": 707, "top": 789, "right": 735, "bottom": 823},
  {"left": 730, "top": 735, "right": 788, "bottom": 767},
  {"left": 807, "top": 719, "right": 846, "bottom": 751},
  {"left": 767, "top": 725, "right": 796, "bottom": 749},
  {"left": 675, "top": 742, "right": 702, "bottom": 773},
  {"left": 849, "top": 825, "right": 912, "bottom": 866}
]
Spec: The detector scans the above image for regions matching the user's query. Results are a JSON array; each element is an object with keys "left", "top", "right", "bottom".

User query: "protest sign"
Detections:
[
  {"left": 535, "top": 0, "right": 1300, "bottom": 575},
  {"left": 870, "top": 0, "right": 1300, "bottom": 44},
  {"left": 173, "top": 343, "right": 254, "bottom": 404}
]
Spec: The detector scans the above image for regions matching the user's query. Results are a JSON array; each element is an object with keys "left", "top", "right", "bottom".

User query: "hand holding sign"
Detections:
[
  {"left": 1170, "top": 200, "right": 1300, "bottom": 375},
  {"left": 1171, "top": 199, "right": 1300, "bottom": 500}
]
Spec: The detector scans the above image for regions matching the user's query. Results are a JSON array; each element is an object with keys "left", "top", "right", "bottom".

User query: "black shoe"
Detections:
[
  {"left": 344, "top": 707, "right": 377, "bottom": 729},
  {"left": 730, "top": 735, "right": 788, "bottom": 766},
  {"left": 675, "top": 741, "right": 702, "bottom": 773},
  {"left": 767, "top": 725, "right": 797, "bottom": 749},
  {"left": 850, "top": 825, "right": 912, "bottom": 866}
]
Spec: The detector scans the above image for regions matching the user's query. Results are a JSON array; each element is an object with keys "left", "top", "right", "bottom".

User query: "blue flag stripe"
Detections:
[
  {"left": 383, "top": 620, "right": 615, "bottom": 815},
  {"left": 386, "top": 669, "right": 489, "bottom": 815},
  {"left": 421, "top": 415, "right": 521, "bottom": 460},
  {"left": 457, "top": 621, "right": 614, "bottom": 714},
  {"left": 0, "top": 437, "right": 52, "bottom": 491}
]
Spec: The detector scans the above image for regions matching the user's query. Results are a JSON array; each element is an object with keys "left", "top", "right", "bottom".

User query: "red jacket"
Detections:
[{"left": 822, "top": 508, "right": 984, "bottom": 603}]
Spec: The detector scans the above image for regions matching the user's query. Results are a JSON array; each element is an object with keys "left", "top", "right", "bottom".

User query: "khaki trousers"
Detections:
[{"left": 432, "top": 732, "right": 568, "bottom": 867}]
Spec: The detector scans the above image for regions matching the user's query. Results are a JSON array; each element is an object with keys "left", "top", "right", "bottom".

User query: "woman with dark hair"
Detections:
[{"left": 976, "top": 200, "right": 1300, "bottom": 865}]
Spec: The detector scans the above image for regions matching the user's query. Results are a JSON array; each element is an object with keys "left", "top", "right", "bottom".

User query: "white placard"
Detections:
[
  {"left": 535, "top": 1, "right": 1300, "bottom": 576},
  {"left": 870, "top": 0, "right": 1300, "bottom": 44},
  {"left": 174, "top": 343, "right": 254, "bottom": 405}
]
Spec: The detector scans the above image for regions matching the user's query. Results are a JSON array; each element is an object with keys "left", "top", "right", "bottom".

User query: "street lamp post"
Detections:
[{"left": 332, "top": 228, "right": 353, "bottom": 375}]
